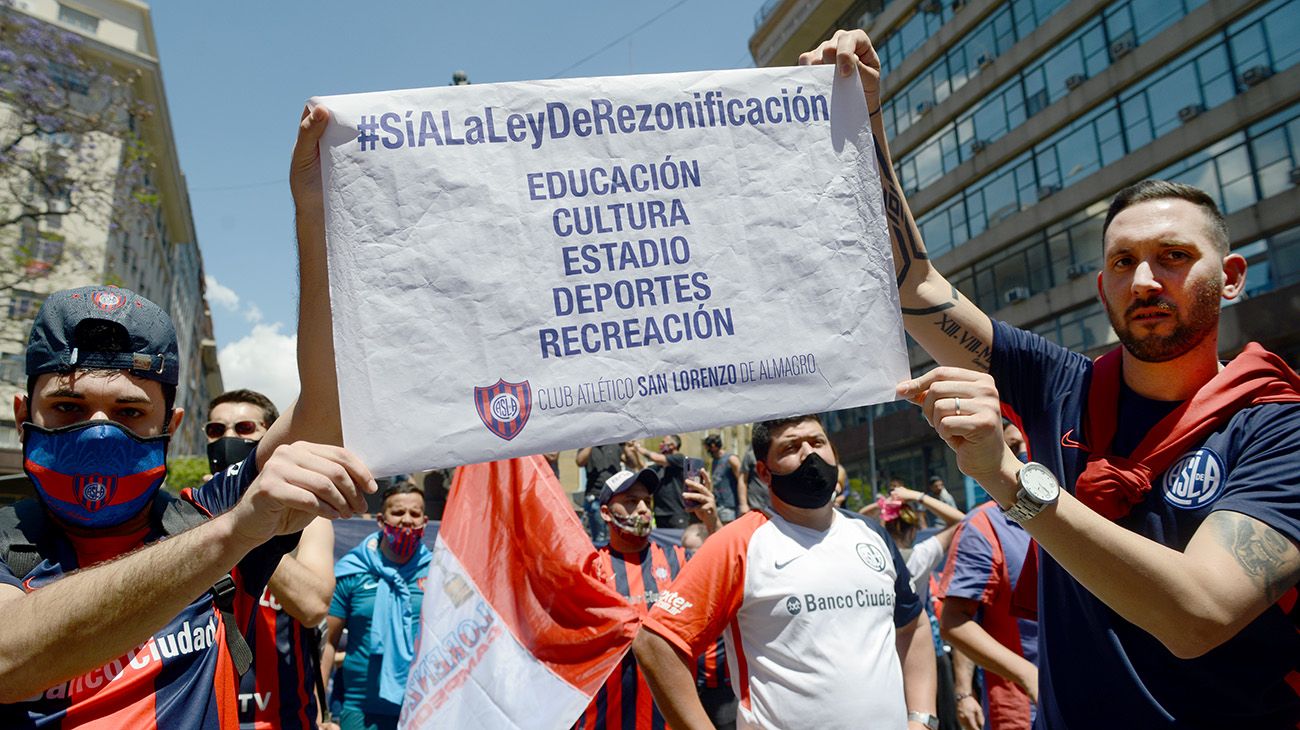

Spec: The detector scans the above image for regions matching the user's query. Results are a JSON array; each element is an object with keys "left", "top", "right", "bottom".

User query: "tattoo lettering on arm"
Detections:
[
  {"left": 1211, "top": 511, "right": 1300, "bottom": 604},
  {"left": 934, "top": 312, "right": 993, "bottom": 370}
]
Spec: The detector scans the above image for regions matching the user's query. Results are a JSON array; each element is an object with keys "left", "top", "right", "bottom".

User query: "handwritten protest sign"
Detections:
[{"left": 315, "top": 66, "right": 907, "bottom": 475}]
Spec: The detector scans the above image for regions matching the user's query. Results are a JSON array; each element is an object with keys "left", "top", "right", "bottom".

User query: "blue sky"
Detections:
[{"left": 150, "top": 0, "right": 760, "bottom": 408}]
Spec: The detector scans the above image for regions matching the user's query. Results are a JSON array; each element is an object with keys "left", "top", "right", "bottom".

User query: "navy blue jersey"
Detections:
[
  {"left": 0, "top": 449, "right": 296, "bottom": 729},
  {"left": 991, "top": 321, "right": 1300, "bottom": 729}
]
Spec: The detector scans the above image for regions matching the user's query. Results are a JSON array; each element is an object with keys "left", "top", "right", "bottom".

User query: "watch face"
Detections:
[{"left": 1021, "top": 463, "right": 1059, "bottom": 502}]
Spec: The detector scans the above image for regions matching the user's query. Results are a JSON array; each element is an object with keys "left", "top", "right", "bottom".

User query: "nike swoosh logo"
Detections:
[
  {"left": 1061, "top": 429, "right": 1084, "bottom": 449},
  {"left": 363, "top": 582, "right": 380, "bottom": 589},
  {"left": 774, "top": 556, "right": 802, "bottom": 570}
]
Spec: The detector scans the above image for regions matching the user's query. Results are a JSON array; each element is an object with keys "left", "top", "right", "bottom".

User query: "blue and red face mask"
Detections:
[
  {"left": 23, "top": 421, "right": 169, "bottom": 528},
  {"left": 381, "top": 522, "right": 425, "bottom": 560}
]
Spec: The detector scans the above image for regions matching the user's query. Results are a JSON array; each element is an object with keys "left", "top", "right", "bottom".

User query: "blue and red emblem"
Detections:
[
  {"left": 473, "top": 379, "right": 532, "bottom": 441},
  {"left": 74, "top": 473, "right": 118, "bottom": 512},
  {"left": 91, "top": 289, "right": 127, "bottom": 311}
]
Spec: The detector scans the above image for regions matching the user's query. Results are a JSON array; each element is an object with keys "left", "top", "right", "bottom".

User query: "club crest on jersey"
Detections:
[
  {"left": 473, "top": 379, "right": 532, "bottom": 441},
  {"left": 1163, "top": 448, "right": 1226, "bottom": 510},
  {"left": 91, "top": 290, "right": 126, "bottom": 311},
  {"left": 856, "top": 542, "right": 888, "bottom": 572},
  {"left": 74, "top": 474, "right": 118, "bottom": 512}
]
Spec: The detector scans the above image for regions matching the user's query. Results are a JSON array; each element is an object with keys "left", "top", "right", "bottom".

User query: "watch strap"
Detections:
[{"left": 907, "top": 711, "right": 940, "bottom": 730}]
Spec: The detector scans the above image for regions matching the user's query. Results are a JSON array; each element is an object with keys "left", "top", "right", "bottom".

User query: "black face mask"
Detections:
[
  {"left": 767, "top": 452, "right": 839, "bottom": 509},
  {"left": 207, "top": 437, "right": 257, "bottom": 474}
]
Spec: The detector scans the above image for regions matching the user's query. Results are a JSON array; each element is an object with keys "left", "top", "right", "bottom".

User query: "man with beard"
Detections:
[
  {"left": 633, "top": 415, "right": 938, "bottom": 730},
  {"left": 801, "top": 29, "right": 1300, "bottom": 728},
  {"left": 574, "top": 466, "right": 726, "bottom": 730}
]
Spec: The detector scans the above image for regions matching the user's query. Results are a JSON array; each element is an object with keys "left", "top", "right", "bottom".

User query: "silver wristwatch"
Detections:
[
  {"left": 907, "top": 711, "right": 940, "bottom": 730},
  {"left": 1002, "top": 461, "right": 1060, "bottom": 524}
]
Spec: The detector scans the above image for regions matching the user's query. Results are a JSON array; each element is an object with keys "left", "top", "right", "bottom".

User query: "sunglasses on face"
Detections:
[{"left": 205, "top": 420, "right": 260, "bottom": 439}]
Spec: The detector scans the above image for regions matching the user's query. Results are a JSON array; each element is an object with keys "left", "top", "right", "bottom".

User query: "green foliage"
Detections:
[{"left": 165, "top": 456, "right": 210, "bottom": 494}]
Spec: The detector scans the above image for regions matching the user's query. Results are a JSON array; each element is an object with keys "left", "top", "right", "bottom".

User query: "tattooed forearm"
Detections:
[
  {"left": 902, "top": 284, "right": 960, "bottom": 315},
  {"left": 1211, "top": 512, "right": 1300, "bottom": 603},
  {"left": 933, "top": 311, "right": 993, "bottom": 370},
  {"left": 875, "top": 139, "right": 929, "bottom": 290}
]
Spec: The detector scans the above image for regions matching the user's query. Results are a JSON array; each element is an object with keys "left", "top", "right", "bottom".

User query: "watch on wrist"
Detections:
[
  {"left": 907, "top": 711, "right": 940, "bottom": 730},
  {"left": 1002, "top": 461, "right": 1060, "bottom": 524}
]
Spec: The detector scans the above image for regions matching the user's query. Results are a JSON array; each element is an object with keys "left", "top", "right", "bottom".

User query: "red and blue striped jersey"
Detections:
[
  {"left": 0, "top": 451, "right": 296, "bottom": 729},
  {"left": 935, "top": 502, "right": 1037, "bottom": 730},
  {"left": 237, "top": 587, "right": 319, "bottom": 729},
  {"left": 575, "top": 541, "right": 728, "bottom": 730}
]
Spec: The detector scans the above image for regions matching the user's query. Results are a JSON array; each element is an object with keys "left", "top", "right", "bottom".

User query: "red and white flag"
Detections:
[{"left": 399, "top": 456, "right": 641, "bottom": 729}]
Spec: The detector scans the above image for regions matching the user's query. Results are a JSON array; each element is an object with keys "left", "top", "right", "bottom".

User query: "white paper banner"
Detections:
[{"left": 316, "top": 66, "right": 908, "bottom": 474}]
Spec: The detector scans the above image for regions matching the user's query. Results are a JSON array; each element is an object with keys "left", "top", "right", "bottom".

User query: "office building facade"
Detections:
[{"left": 751, "top": 0, "right": 1300, "bottom": 502}]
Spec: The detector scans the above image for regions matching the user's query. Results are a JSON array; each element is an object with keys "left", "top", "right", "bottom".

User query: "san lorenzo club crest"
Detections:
[
  {"left": 91, "top": 290, "right": 126, "bottom": 311},
  {"left": 857, "top": 542, "right": 888, "bottom": 571},
  {"left": 473, "top": 379, "right": 532, "bottom": 441},
  {"left": 75, "top": 474, "right": 118, "bottom": 512}
]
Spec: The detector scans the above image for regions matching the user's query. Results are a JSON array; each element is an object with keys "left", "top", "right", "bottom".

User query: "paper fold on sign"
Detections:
[{"left": 316, "top": 66, "right": 908, "bottom": 474}]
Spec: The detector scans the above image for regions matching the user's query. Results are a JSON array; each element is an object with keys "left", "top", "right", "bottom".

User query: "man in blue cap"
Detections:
[{"left": 0, "top": 285, "right": 373, "bottom": 728}]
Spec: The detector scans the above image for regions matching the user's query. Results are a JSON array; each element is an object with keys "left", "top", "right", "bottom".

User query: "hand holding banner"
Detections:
[{"left": 316, "top": 66, "right": 906, "bottom": 474}]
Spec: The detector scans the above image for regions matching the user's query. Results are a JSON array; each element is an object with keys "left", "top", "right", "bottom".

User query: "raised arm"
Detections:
[
  {"left": 265, "top": 516, "right": 336, "bottom": 626},
  {"left": 259, "top": 105, "right": 344, "bottom": 468},
  {"left": 799, "top": 30, "right": 993, "bottom": 371},
  {"left": 892, "top": 486, "right": 965, "bottom": 526},
  {"left": 0, "top": 443, "right": 371, "bottom": 701}
]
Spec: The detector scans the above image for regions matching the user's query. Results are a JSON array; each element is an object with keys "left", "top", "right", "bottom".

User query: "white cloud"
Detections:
[
  {"left": 216, "top": 322, "right": 299, "bottom": 413},
  {"left": 243, "top": 303, "right": 263, "bottom": 323},
  {"left": 205, "top": 275, "right": 240, "bottom": 311}
]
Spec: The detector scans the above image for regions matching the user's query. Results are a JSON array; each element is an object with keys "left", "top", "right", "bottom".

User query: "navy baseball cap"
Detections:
[
  {"left": 598, "top": 467, "right": 660, "bottom": 505},
  {"left": 26, "top": 286, "right": 179, "bottom": 386}
]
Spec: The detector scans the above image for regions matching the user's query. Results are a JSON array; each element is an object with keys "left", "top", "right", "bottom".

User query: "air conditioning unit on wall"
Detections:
[
  {"left": 1178, "top": 104, "right": 1206, "bottom": 123},
  {"left": 1003, "top": 286, "right": 1031, "bottom": 304},
  {"left": 1240, "top": 65, "right": 1273, "bottom": 88},
  {"left": 1065, "top": 74, "right": 1087, "bottom": 91},
  {"left": 1109, "top": 38, "right": 1135, "bottom": 60},
  {"left": 1067, "top": 262, "right": 1091, "bottom": 279}
]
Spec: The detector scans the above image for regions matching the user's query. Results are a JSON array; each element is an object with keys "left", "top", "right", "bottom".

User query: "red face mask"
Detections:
[{"left": 381, "top": 522, "right": 424, "bottom": 560}]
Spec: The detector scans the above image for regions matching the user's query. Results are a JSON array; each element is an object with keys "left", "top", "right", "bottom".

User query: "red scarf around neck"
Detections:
[
  {"left": 1076, "top": 342, "right": 1300, "bottom": 520},
  {"left": 1010, "top": 343, "right": 1300, "bottom": 621}
]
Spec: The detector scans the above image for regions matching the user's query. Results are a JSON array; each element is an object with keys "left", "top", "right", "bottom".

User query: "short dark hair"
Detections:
[
  {"left": 380, "top": 480, "right": 425, "bottom": 511},
  {"left": 1103, "top": 180, "right": 1229, "bottom": 255},
  {"left": 751, "top": 414, "right": 824, "bottom": 462},
  {"left": 209, "top": 389, "right": 279, "bottom": 426},
  {"left": 666, "top": 434, "right": 682, "bottom": 448},
  {"left": 703, "top": 434, "right": 722, "bottom": 449}
]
